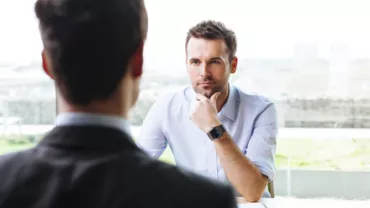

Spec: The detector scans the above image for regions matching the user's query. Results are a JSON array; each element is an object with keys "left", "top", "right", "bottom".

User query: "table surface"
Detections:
[{"left": 237, "top": 197, "right": 370, "bottom": 208}]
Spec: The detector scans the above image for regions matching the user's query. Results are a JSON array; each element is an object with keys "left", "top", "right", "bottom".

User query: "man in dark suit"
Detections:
[{"left": 0, "top": 0, "right": 237, "bottom": 207}]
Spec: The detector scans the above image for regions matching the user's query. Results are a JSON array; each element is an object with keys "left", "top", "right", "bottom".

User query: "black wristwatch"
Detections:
[{"left": 207, "top": 124, "right": 226, "bottom": 140}]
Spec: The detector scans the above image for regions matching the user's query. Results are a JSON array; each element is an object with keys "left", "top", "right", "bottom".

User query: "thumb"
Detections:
[{"left": 210, "top": 92, "right": 221, "bottom": 104}]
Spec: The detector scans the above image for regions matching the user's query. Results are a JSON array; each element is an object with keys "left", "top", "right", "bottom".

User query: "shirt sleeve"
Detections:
[
  {"left": 245, "top": 103, "right": 278, "bottom": 182},
  {"left": 136, "top": 97, "right": 168, "bottom": 159}
]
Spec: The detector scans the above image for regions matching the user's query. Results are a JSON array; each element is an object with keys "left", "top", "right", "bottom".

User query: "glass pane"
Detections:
[{"left": 0, "top": 1, "right": 55, "bottom": 155}]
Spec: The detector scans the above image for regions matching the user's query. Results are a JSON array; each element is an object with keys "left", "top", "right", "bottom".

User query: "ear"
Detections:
[
  {"left": 131, "top": 42, "right": 144, "bottom": 78},
  {"left": 42, "top": 50, "right": 55, "bottom": 80},
  {"left": 230, "top": 56, "right": 238, "bottom": 74}
]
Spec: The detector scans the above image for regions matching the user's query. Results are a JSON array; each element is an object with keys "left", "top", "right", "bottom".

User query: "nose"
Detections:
[{"left": 199, "top": 63, "right": 211, "bottom": 79}]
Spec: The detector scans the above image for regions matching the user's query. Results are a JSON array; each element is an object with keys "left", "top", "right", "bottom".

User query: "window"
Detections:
[
  {"left": 1, "top": 0, "right": 369, "bottom": 201},
  {"left": 0, "top": 1, "right": 55, "bottom": 155}
]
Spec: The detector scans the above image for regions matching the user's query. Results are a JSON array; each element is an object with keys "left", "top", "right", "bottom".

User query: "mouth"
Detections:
[{"left": 198, "top": 82, "right": 214, "bottom": 87}]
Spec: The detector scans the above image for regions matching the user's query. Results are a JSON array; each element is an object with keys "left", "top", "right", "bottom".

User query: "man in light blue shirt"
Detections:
[{"left": 137, "top": 20, "right": 277, "bottom": 202}]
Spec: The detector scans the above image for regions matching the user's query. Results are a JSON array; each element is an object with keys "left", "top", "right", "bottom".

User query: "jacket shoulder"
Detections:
[{"left": 128, "top": 152, "right": 237, "bottom": 207}]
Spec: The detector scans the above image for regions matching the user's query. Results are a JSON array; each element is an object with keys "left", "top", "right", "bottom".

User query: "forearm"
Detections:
[{"left": 214, "top": 132, "right": 267, "bottom": 202}]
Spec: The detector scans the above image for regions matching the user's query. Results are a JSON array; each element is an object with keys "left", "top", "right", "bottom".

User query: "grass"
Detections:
[
  {"left": 275, "top": 138, "right": 370, "bottom": 170},
  {"left": 1, "top": 134, "right": 370, "bottom": 170},
  {"left": 0, "top": 134, "right": 42, "bottom": 155}
]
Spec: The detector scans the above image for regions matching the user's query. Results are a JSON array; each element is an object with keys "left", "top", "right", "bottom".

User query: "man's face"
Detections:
[{"left": 186, "top": 38, "right": 235, "bottom": 98}]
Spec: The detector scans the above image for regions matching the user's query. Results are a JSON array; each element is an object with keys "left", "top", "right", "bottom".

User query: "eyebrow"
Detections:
[
  {"left": 209, "top": 57, "right": 224, "bottom": 62},
  {"left": 187, "top": 57, "right": 225, "bottom": 62},
  {"left": 188, "top": 57, "right": 198, "bottom": 62}
]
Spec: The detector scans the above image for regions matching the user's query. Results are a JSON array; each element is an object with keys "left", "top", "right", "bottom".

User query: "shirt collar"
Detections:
[
  {"left": 55, "top": 112, "right": 131, "bottom": 135},
  {"left": 186, "top": 84, "right": 239, "bottom": 121},
  {"left": 220, "top": 84, "right": 239, "bottom": 121}
]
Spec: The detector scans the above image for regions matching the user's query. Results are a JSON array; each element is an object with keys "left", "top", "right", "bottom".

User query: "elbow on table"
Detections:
[{"left": 240, "top": 192, "right": 263, "bottom": 203}]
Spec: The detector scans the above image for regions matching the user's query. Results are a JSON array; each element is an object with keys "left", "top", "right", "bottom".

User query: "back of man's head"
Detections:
[{"left": 35, "top": 0, "right": 146, "bottom": 105}]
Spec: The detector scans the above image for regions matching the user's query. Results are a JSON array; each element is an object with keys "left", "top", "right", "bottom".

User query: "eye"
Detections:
[
  {"left": 210, "top": 60, "right": 221, "bottom": 64},
  {"left": 190, "top": 59, "right": 200, "bottom": 65}
]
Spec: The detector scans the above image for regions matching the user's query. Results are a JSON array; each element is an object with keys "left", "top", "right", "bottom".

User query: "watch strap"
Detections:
[{"left": 207, "top": 124, "right": 226, "bottom": 140}]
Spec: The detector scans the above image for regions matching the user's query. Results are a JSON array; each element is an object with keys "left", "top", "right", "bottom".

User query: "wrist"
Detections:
[{"left": 203, "top": 118, "right": 222, "bottom": 133}]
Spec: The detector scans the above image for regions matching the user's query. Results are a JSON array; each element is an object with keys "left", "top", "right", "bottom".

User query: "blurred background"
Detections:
[{"left": 1, "top": 0, "right": 369, "bottom": 200}]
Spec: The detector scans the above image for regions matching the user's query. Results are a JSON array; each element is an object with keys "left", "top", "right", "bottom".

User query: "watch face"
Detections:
[
  {"left": 213, "top": 129, "right": 223, "bottom": 138},
  {"left": 209, "top": 125, "right": 225, "bottom": 140}
]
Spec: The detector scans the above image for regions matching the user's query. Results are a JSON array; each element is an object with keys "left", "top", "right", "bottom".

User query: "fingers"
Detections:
[
  {"left": 196, "top": 93, "right": 208, "bottom": 101},
  {"left": 196, "top": 92, "right": 221, "bottom": 102},
  {"left": 210, "top": 92, "right": 221, "bottom": 104}
]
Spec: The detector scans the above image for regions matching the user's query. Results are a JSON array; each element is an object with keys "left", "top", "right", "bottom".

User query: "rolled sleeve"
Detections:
[{"left": 245, "top": 103, "right": 277, "bottom": 182}]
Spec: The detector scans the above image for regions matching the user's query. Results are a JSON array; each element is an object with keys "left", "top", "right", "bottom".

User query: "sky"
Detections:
[{"left": 0, "top": 0, "right": 369, "bottom": 74}]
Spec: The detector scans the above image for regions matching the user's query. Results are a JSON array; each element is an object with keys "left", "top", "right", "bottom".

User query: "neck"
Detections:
[
  {"left": 56, "top": 95, "right": 130, "bottom": 119},
  {"left": 216, "top": 84, "right": 230, "bottom": 112}
]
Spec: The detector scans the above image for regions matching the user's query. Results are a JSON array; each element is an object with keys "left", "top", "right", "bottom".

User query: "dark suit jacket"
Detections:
[{"left": 0, "top": 126, "right": 237, "bottom": 208}]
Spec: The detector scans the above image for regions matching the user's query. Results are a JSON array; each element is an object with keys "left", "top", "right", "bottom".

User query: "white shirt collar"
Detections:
[{"left": 55, "top": 112, "right": 131, "bottom": 135}]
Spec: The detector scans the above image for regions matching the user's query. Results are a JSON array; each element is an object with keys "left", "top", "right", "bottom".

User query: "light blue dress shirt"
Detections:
[
  {"left": 55, "top": 112, "right": 131, "bottom": 135},
  {"left": 137, "top": 84, "right": 277, "bottom": 197}
]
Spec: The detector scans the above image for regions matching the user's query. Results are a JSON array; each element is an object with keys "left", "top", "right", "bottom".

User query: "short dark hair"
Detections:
[
  {"left": 185, "top": 20, "right": 237, "bottom": 61},
  {"left": 35, "top": 0, "right": 145, "bottom": 105}
]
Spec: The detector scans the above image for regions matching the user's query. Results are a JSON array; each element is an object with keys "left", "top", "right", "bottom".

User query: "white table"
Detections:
[
  {"left": 237, "top": 197, "right": 370, "bottom": 208},
  {"left": 237, "top": 198, "right": 272, "bottom": 208}
]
